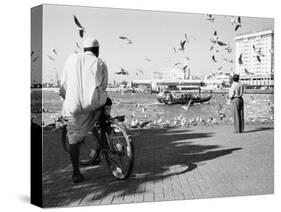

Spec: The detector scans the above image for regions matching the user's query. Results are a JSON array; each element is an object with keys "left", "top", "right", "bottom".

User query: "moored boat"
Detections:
[{"left": 156, "top": 87, "right": 212, "bottom": 105}]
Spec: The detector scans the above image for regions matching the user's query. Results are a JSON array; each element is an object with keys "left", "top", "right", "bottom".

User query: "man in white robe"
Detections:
[{"left": 60, "top": 37, "right": 109, "bottom": 183}]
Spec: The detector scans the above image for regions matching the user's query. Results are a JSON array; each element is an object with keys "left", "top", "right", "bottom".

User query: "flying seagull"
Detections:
[
  {"left": 115, "top": 67, "right": 129, "bottom": 75},
  {"left": 253, "top": 45, "right": 265, "bottom": 57},
  {"left": 137, "top": 69, "right": 144, "bottom": 75},
  {"left": 244, "top": 68, "right": 254, "bottom": 75},
  {"left": 73, "top": 15, "right": 85, "bottom": 38},
  {"left": 212, "top": 55, "right": 217, "bottom": 63},
  {"left": 182, "top": 65, "right": 188, "bottom": 71},
  {"left": 234, "top": 16, "right": 242, "bottom": 31},
  {"left": 181, "top": 98, "right": 193, "bottom": 111},
  {"left": 217, "top": 41, "right": 227, "bottom": 46},
  {"left": 32, "top": 56, "right": 39, "bottom": 63},
  {"left": 213, "top": 30, "right": 219, "bottom": 41},
  {"left": 223, "top": 58, "right": 233, "bottom": 63},
  {"left": 76, "top": 41, "right": 82, "bottom": 49},
  {"left": 53, "top": 48, "right": 57, "bottom": 56},
  {"left": 48, "top": 55, "right": 55, "bottom": 61},
  {"left": 238, "top": 53, "right": 243, "bottom": 65},
  {"left": 119, "top": 36, "right": 132, "bottom": 44},
  {"left": 145, "top": 58, "right": 151, "bottom": 62},
  {"left": 256, "top": 55, "right": 261, "bottom": 63},
  {"left": 179, "top": 40, "right": 186, "bottom": 51},
  {"left": 225, "top": 45, "right": 232, "bottom": 53},
  {"left": 184, "top": 33, "right": 190, "bottom": 43},
  {"left": 206, "top": 14, "right": 215, "bottom": 22}
]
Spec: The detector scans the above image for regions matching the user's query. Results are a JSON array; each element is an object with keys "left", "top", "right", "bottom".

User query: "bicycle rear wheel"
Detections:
[
  {"left": 61, "top": 125, "right": 100, "bottom": 166},
  {"left": 79, "top": 130, "right": 101, "bottom": 166},
  {"left": 104, "top": 122, "right": 134, "bottom": 180}
]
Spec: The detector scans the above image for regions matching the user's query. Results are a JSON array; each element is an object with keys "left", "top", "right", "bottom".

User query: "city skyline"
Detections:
[{"left": 31, "top": 4, "right": 274, "bottom": 83}]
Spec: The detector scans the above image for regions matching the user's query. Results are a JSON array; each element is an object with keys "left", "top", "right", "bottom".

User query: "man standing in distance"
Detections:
[{"left": 229, "top": 74, "right": 245, "bottom": 133}]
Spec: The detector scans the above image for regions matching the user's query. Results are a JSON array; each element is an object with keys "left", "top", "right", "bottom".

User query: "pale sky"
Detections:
[{"left": 31, "top": 4, "right": 273, "bottom": 83}]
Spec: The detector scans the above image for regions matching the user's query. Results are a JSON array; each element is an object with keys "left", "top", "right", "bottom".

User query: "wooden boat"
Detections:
[{"left": 156, "top": 87, "right": 212, "bottom": 105}]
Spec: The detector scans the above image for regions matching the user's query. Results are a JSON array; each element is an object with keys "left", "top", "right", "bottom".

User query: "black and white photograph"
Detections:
[{"left": 31, "top": 3, "right": 274, "bottom": 208}]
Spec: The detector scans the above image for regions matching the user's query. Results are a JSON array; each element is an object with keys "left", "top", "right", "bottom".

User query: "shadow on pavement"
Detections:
[
  {"left": 42, "top": 127, "right": 242, "bottom": 206},
  {"left": 244, "top": 127, "right": 274, "bottom": 133}
]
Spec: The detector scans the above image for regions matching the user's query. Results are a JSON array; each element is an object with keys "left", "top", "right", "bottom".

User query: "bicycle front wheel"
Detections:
[{"left": 104, "top": 122, "right": 134, "bottom": 180}]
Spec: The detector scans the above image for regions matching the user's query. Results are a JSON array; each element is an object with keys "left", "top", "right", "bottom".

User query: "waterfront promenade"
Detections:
[{"left": 42, "top": 123, "right": 274, "bottom": 207}]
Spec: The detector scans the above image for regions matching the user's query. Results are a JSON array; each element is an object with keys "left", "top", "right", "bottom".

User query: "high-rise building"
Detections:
[{"left": 235, "top": 29, "right": 274, "bottom": 88}]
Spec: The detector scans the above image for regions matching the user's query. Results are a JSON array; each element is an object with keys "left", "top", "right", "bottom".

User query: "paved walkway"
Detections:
[{"left": 42, "top": 123, "right": 274, "bottom": 207}]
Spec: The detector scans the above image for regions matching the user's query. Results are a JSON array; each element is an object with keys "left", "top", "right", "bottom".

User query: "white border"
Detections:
[{"left": 0, "top": 0, "right": 279, "bottom": 211}]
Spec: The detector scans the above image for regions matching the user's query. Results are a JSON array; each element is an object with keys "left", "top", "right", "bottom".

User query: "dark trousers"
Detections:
[{"left": 231, "top": 97, "right": 244, "bottom": 133}]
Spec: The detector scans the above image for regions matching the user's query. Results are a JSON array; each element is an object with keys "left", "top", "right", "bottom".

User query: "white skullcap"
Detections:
[{"left": 83, "top": 37, "right": 99, "bottom": 48}]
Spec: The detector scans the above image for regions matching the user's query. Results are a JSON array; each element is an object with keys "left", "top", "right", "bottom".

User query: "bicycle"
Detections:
[{"left": 61, "top": 115, "right": 134, "bottom": 180}]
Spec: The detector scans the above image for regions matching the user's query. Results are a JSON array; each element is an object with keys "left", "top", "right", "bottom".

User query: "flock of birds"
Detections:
[
  {"left": 31, "top": 13, "right": 270, "bottom": 81},
  {"left": 31, "top": 13, "right": 274, "bottom": 129}
]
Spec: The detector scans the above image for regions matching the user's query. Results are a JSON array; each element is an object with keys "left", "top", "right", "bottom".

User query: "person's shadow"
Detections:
[{"left": 42, "top": 128, "right": 242, "bottom": 206}]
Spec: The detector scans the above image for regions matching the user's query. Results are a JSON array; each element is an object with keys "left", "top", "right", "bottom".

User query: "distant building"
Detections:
[
  {"left": 153, "top": 68, "right": 186, "bottom": 81},
  {"left": 203, "top": 72, "right": 231, "bottom": 89},
  {"left": 235, "top": 29, "right": 274, "bottom": 88}
]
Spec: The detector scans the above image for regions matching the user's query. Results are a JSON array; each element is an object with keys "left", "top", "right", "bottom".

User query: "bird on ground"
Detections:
[
  {"left": 130, "top": 119, "right": 139, "bottom": 128},
  {"left": 139, "top": 121, "right": 151, "bottom": 128},
  {"left": 115, "top": 67, "right": 129, "bottom": 75},
  {"left": 73, "top": 15, "right": 86, "bottom": 38},
  {"left": 136, "top": 103, "right": 151, "bottom": 113},
  {"left": 238, "top": 53, "right": 243, "bottom": 65},
  {"left": 181, "top": 99, "right": 192, "bottom": 111},
  {"left": 119, "top": 36, "right": 133, "bottom": 44},
  {"left": 213, "top": 30, "right": 218, "bottom": 37},
  {"left": 212, "top": 55, "right": 217, "bottom": 63},
  {"left": 206, "top": 14, "right": 215, "bottom": 22},
  {"left": 268, "top": 49, "right": 274, "bottom": 54}
]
